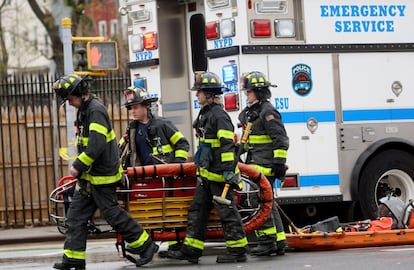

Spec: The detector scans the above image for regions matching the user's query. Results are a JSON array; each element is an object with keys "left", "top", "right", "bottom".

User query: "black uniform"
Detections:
[
  {"left": 62, "top": 96, "right": 154, "bottom": 263},
  {"left": 121, "top": 114, "right": 190, "bottom": 166},
  {"left": 238, "top": 100, "right": 289, "bottom": 249},
  {"left": 179, "top": 103, "right": 247, "bottom": 259},
  {"left": 120, "top": 113, "right": 190, "bottom": 254}
]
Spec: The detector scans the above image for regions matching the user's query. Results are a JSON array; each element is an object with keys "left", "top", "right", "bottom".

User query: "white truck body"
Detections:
[{"left": 120, "top": 0, "right": 414, "bottom": 219}]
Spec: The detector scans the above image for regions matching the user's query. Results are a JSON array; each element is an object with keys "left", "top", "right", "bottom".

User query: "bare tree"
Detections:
[
  {"left": 28, "top": 0, "right": 87, "bottom": 75},
  {"left": 0, "top": 0, "right": 8, "bottom": 80}
]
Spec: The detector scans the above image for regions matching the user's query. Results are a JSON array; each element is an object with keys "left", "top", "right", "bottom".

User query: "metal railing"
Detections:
[{"left": 0, "top": 72, "right": 131, "bottom": 228}]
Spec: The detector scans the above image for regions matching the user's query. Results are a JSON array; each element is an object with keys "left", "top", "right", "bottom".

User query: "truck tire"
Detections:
[{"left": 359, "top": 149, "right": 414, "bottom": 219}]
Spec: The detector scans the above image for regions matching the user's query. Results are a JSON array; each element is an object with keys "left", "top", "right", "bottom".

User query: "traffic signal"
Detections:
[{"left": 86, "top": 41, "right": 119, "bottom": 70}]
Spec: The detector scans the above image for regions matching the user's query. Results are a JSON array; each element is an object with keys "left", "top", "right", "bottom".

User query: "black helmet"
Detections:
[
  {"left": 191, "top": 71, "right": 224, "bottom": 95},
  {"left": 53, "top": 74, "right": 89, "bottom": 105},
  {"left": 240, "top": 71, "right": 276, "bottom": 100},
  {"left": 123, "top": 86, "right": 158, "bottom": 109},
  {"left": 240, "top": 71, "right": 276, "bottom": 90}
]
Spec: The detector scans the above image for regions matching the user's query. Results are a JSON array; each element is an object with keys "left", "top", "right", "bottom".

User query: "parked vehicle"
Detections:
[{"left": 119, "top": 0, "right": 414, "bottom": 221}]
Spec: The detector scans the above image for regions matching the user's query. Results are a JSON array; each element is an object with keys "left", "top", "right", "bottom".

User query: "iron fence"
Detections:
[{"left": 0, "top": 72, "right": 131, "bottom": 228}]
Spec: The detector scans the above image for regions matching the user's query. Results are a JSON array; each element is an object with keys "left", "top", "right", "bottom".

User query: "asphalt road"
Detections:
[{"left": 1, "top": 239, "right": 414, "bottom": 270}]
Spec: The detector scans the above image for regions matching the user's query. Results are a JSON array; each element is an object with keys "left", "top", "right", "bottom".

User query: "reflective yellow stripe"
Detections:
[
  {"left": 274, "top": 149, "right": 287, "bottom": 158},
  {"left": 277, "top": 231, "right": 286, "bottom": 241},
  {"left": 78, "top": 137, "right": 88, "bottom": 146},
  {"left": 226, "top": 237, "right": 248, "bottom": 248},
  {"left": 217, "top": 129, "right": 234, "bottom": 140},
  {"left": 197, "top": 166, "right": 240, "bottom": 182},
  {"left": 255, "top": 226, "right": 277, "bottom": 237},
  {"left": 175, "top": 149, "right": 188, "bottom": 159},
  {"left": 78, "top": 152, "right": 94, "bottom": 166},
  {"left": 118, "top": 136, "right": 126, "bottom": 145},
  {"left": 198, "top": 167, "right": 224, "bottom": 181},
  {"left": 152, "top": 144, "right": 174, "bottom": 155},
  {"left": 63, "top": 249, "right": 85, "bottom": 260},
  {"left": 249, "top": 135, "right": 272, "bottom": 144},
  {"left": 221, "top": 152, "right": 234, "bottom": 162},
  {"left": 250, "top": 164, "right": 273, "bottom": 177},
  {"left": 128, "top": 230, "right": 150, "bottom": 248},
  {"left": 90, "top": 123, "right": 108, "bottom": 136},
  {"left": 200, "top": 138, "right": 220, "bottom": 147},
  {"left": 107, "top": 130, "right": 116, "bottom": 142},
  {"left": 83, "top": 165, "right": 123, "bottom": 185},
  {"left": 183, "top": 237, "right": 204, "bottom": 250},
  {"left": 170, "top": 132, "right": 184, "bottom": 145},
  {"left": 89, "top": 123, "right": 116, "bottom": 142}
]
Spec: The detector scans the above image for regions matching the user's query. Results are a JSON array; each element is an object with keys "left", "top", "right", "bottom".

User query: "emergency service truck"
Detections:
[{"left": 119, "top": 0, "right": 414, "bottom": 222}]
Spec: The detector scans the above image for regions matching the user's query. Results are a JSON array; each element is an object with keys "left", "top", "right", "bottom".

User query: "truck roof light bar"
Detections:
[{"left": 251, "top": 19, "right": 272, "bottom": 37}]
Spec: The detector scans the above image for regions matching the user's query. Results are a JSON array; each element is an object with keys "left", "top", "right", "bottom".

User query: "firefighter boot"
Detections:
[
  {"left": 250, "top": 242, "right": 277, "bottom": 256},
  {"left": 53, "top": 255, "right": 86, "bottom": 270},
  {"left": 216, "top": 247, "right": 247, "bottom": 263},
  {"left": 275, "top": 240, "right": 287, "bottom": 255},
  {"left": 167, "top": 245, "right": 201, "bottom": 263},
  {"left": 135, "top": 241, "right": 159, "bottom": 267},
  {"left": 158, "top": 242, "right": 181, "bottom": 258}
]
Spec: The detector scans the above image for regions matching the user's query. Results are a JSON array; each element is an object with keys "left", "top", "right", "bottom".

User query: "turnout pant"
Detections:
[
  {"left": 63, "top": 181, "right": 146, "bottom": 255},
  {"left": 184, "top": 180, "right": 247, "bottom": 252}
]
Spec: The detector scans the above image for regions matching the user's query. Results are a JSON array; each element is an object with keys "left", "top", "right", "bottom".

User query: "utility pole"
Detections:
[{"left": 61, "top": 17, "right": 76, "bottom": 171}]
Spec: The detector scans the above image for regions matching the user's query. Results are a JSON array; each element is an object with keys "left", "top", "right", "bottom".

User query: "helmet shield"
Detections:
[{"left": 124, "top": 86, "right": 158, "bottom": 109}]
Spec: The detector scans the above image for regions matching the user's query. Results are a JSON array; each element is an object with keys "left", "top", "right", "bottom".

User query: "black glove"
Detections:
[
  {"left": 272, "top": 163, "right": 287, "bottom": 179},
  {"left": 223, "top": 171, "right": 240, "bottom": 186}
]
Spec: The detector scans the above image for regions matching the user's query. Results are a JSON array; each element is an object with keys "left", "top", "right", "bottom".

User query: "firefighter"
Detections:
[
  {"left": 119, "top": 86, "right": 189, "bottom": 167},
  {"left": 238, "top": 71, "right": 289, "bottom": 256},
  {"left": 119, "top": 86, "right": 190, "bottom": 256},
  {"left": 52, "top": 74, "right": 158, "bottom": 270},
  {"left": 168, "top": 71, "right": 248, "bottom": 263}
]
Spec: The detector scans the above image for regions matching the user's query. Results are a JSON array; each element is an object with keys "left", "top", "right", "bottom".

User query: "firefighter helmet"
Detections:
[
  {"left": 123, "top": 86, "right": 158, "bottom": 109},
  {"left": 191, "top": 71, "right": 224, "bottom": 95},
  {"left": 53, "top": 74, "right": 89, "bottom": 105},
  {"left": 379, "top": 196, "right": 405, "bottom": 229},
  {"left": 240, "top": 71, "right": 276, "bottom": 90},
  {"left": 240, "top": 71, "right": 275, "bottom": 100}
]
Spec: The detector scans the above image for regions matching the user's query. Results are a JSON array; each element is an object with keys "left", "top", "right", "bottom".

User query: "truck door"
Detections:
[{"left": 267, "top": 54, "right": 341, "bottom": 199}]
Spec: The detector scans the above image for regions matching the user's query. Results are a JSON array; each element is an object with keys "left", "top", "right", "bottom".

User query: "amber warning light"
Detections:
[{"left": 87, "top": 41, "right": 119, "bottom": 70}]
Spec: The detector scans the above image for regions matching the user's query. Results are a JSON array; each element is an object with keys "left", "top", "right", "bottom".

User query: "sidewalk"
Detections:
[
  {"left": 0, "top": 225, "right": 114, "bottom": 245},
  {"left": 0, "top": 226, "right": 64, "bottom": 245}
]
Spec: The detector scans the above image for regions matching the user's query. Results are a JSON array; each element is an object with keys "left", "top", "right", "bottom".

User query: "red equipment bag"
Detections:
[{"left": 367, "top": 217, "right": 393, "bottom": 231}]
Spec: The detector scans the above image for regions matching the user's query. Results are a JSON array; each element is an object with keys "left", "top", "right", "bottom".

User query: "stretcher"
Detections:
[
  {"left": 50, "top": 162, "right": 414, "bottom": 253},
  {"left": 286, "top": 229, "right": 414, "bottom": 251},
  {"left": 49, "top": 162, "right": 273, "bottom": 241}
]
